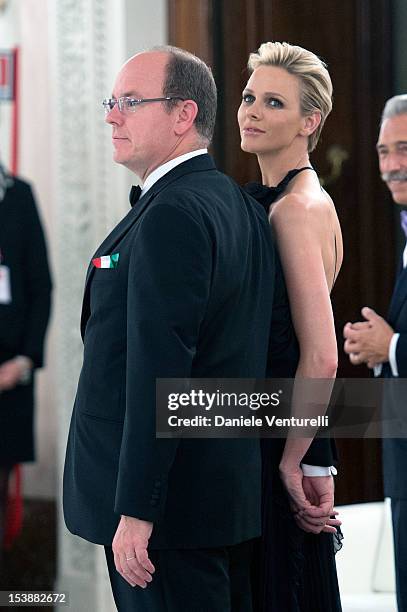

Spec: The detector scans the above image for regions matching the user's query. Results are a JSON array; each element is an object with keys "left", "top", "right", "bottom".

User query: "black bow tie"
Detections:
[{"left": 129, "top": 185, "right": 142, "bottom": 207}]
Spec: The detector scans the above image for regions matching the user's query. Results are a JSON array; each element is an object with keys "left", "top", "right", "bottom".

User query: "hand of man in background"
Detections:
[
  {"left": 344, "top": 306, "right": 394, "bottom": 368},
  {"left": 0, "top": 357, "right": 32, "bottom": 391}
]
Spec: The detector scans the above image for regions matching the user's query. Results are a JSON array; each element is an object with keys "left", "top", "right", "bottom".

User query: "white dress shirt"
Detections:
[
  {"left": 374, "top": 240, "right": 407, "bottom": 378},
  {"left": 140, "top": 149, "right": 208, "bottom": 197}
]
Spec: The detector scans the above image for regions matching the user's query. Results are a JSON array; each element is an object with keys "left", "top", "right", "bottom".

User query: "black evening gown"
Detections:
[{"left": 245, "top": 168, "right": 343, "bottom": 612}]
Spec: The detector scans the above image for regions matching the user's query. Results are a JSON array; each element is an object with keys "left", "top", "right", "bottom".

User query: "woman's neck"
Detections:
[{"left": 257, "top": 149, "right": 311, "bottom": 187}]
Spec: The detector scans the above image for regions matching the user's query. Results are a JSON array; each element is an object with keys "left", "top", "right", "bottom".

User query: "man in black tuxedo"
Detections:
[
  {"left": 344, "top": 94, "right": 407, "bottom": 611},
  {"left": 63, "top": 46, "right": 278, "bottom": 611}
]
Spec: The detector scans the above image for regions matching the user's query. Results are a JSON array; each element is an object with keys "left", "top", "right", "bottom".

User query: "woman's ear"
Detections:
[{"left": 300, "top": 111, "right": 321, "bottom": 137}]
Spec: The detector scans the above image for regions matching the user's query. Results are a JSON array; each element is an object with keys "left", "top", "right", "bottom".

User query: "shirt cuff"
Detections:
[
  {"left": 301, "top": 463, "right": 337, "bottom": 477},
  {"left": 388, "top": 333, "right": 400, "bottom": 377},
  {"left": 14, "top": 355, "right": 33, "bottom": 384},
  {"left": 373, "top": 364, "right": 382, "bottom": 377}
]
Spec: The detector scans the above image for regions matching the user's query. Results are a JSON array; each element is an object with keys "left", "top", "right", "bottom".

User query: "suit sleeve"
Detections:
[
  {"left": 21, "top": 184, "right": 52, "bottom": 367},
  {"left": 395, "top": 332, "right": 407, "bottom": 377},
  {"left": 114, "top": 199, "right": 212, "bottom": 521}
]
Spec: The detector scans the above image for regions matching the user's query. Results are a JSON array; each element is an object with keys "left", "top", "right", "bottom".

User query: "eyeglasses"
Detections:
[{"left": 102, "top": 96, "right": 185, "bottom": 115}]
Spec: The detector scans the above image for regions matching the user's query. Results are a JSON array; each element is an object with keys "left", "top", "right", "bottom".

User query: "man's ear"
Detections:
[
  {"left": 299, "top": 111, "right": 321, "bottom": 137},
  {"left": 174, "top": 100, "right": 199, "bottom": 136}
]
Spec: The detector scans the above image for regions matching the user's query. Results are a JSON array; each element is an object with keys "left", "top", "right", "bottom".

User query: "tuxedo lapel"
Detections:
[
  {"left": 79, "top": 189, "right": 156, "bottom": 339},
  {"left": 83, "top": 190, "right": 155, "bottom": 287},
  {"left": 388, "top": 264, "right": 407, "bottom": 323},
  {"left": 85, "top": 155, "right": 215, "bottom": 286},
  {"left": 80, "top": 154, "right": 216, "bottom": 339}
]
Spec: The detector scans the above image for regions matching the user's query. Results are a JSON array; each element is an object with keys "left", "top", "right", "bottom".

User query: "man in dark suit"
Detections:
[
  {"left": 63, "top": 46, "right": 278, "bottom": 611},
  {"left": 0, "top": 163, "right": 52, "bottom": 560},
  {"left": 344, "top": 94, "right": 407, "bottom": 611}
]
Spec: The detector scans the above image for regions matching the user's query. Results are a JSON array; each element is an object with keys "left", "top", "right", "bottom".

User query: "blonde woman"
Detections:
[{"left": 238, "top": 42, "right": 343, "bottom": 611}]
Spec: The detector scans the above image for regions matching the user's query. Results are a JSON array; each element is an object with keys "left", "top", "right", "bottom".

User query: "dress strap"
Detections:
[
  {"left": 331, "top": 232, "right": 338, "bottom": 291},
  {"left": 334, "top": 234, "right": 338, "bottom": 278},
  {"left": 244, "top": 167, "right": 314, "bottom": 212},
  {"left": 276, "top": 166, "right": 314, "bottom": 192}
]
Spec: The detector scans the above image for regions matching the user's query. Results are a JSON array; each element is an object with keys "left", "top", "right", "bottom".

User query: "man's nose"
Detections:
[
  {"left": 105, "top": 103, "right": 122, "bottom": 125},
  {"left": 383, "top": 152, "right": 404, "bottom": 173}
]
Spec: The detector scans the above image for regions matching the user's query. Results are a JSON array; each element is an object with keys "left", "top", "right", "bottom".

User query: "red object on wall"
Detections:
[
  {"left": 0, "top": 47, "right": 19, "bottom": 174},
  {"left": 0, "top": 49, "right": 14, "bottom": 98},
  {"left": 0, "top": 56, "right": 8, "bottom": 87},
  {"left": 10, "top": 47, "right": 19, "bottom": 175},
  {"left": 3, "top": 465, "right": 23, "bottom": 550}
]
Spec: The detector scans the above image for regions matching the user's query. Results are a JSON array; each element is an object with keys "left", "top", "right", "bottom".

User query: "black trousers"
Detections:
[
  {"left": 105, "top": 539, "right": 254, "bottom": 612},
  {"left": 391, "top": 499, "right": 407, "bottom": 612}
]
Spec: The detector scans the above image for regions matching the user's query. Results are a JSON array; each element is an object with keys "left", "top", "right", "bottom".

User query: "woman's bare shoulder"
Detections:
[{"left": 270, "top": 188, "right": 330, "bottom": 229}]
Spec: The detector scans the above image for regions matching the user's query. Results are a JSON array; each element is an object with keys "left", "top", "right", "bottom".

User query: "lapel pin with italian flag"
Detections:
[{"left": 92, "top": 253, "right": 120, "bottom": 269}]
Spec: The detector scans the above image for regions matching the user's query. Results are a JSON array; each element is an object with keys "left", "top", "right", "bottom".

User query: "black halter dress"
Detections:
[{"left": 245, "top": 168, "right": 343, "bottom": 612}]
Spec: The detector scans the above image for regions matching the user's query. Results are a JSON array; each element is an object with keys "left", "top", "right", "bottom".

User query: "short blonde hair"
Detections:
[{"left": 248, "top": 42, "right": 333, "bottom": 152}]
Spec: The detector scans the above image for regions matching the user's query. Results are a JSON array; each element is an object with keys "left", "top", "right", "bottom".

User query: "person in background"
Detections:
[
  {"left": 239, "top": 41, "right": 343, "bottom": 611},
  {"left": 344, "top": 94, "right": 407, "bottom": 612},
  {"left": 0, "top": 161, "right": 52, "bottom": 568}
]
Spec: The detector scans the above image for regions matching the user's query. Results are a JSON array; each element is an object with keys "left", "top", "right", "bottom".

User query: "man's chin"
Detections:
[
  {"left": 112, "top": 154, "right": 136, "bottom": 174},
  {"left": 112, "top": 151, "right": 127, "bottom": 165},
  {"left": 389, "top": 187, "right": 407, "bottom": 206}
]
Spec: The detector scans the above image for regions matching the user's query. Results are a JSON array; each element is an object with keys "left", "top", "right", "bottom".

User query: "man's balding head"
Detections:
[{"left": 106, "top": 47, "right": 217, "bottom": 180}]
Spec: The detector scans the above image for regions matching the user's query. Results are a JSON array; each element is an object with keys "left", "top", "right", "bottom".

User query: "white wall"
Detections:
[
  {"left": 19, "top": 0, "right": 56, "bottom": 499},
  {"left": 125, "top": 0, "right": 167, "bottom": 56},
  {"left": 0, "top": 0, "right": 167, "bottom": 502},
  {"left": 51, "top": 1, "right": 168, "bottom": 608}
]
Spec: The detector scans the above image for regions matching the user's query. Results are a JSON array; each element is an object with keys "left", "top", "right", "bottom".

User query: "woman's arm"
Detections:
[
  {"left": 270, "top": 194, "right": 339, "bottom": 531},
  {"left": 271, "top": 195, "right": 337, "bottom": 380}
]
